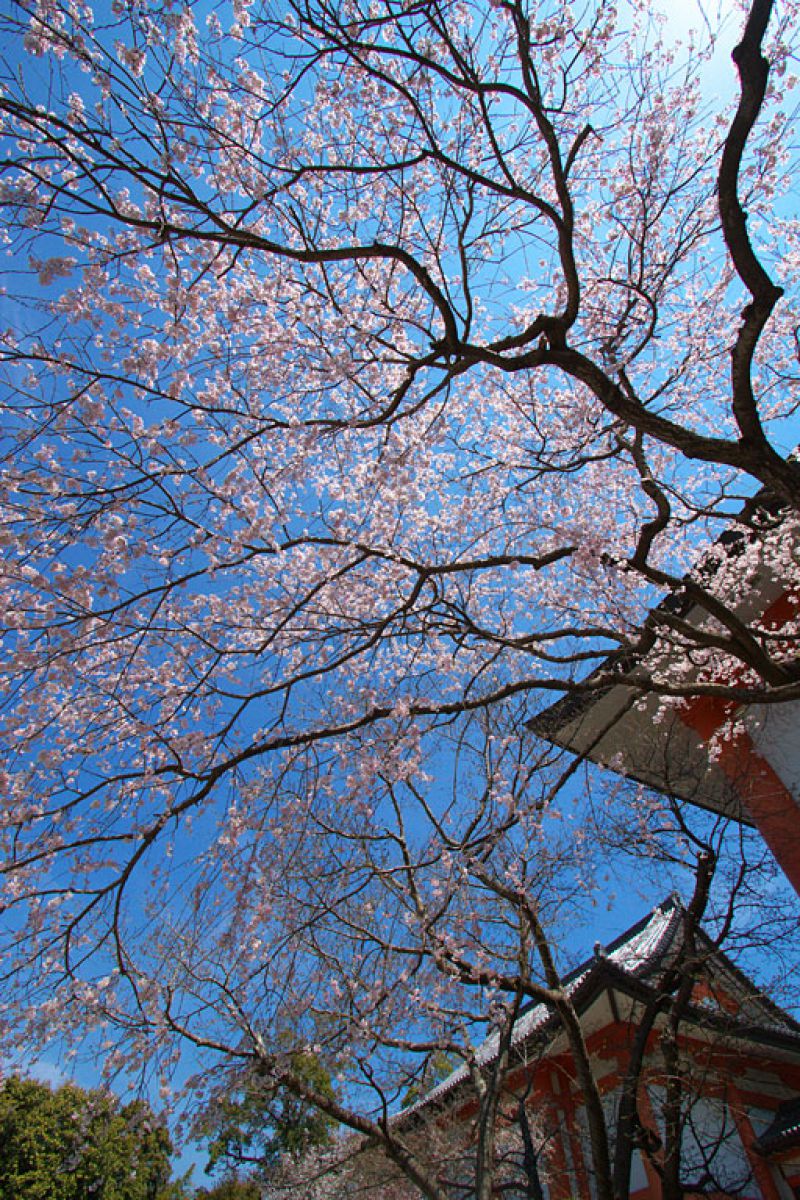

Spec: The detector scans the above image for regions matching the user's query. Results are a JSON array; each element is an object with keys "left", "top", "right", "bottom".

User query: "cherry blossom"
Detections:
[{"left": 0, "top": 0, "right": 798, "bottom": 1196}]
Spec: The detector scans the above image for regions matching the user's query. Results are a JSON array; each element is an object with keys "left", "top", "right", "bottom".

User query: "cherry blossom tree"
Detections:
[
  {"left": 264, "top": 1100, "right": 552, "bottom": 1199},
  {"left": 0, "top": 0, "right": 799, "bottom": 1196}
]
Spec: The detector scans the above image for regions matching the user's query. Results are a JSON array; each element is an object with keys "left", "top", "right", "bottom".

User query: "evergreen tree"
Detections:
[{"left": 0, "top": 1077, "right": 174, "bottom": 1200}]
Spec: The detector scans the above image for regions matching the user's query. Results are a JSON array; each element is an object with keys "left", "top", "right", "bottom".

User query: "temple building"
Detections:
[
  {"left": 408, "top": 897, "right": 800, "bottom": 1199},
  {"left": 531, "top": 500, "right": 800, "bottom": 895}
]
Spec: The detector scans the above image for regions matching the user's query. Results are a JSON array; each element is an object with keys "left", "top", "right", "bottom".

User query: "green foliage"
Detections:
[
  {"left": 198, "top": 1054, "right": 337, "bottom": 1179},
  {"left": 0, "top": 1076, "right": 174, "bottom": 1200},
  {"left": 193, "top": 1180, "right": 261, "bottom": 1200},
  {"left": 149, "top": 1175, "right": 196, "bottom": 1200}
]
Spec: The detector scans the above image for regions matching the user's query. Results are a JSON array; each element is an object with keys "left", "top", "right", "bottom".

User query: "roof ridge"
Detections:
[
  {"left": 511, "top": 896, "right": 682, "bottom": 1026},
  {"left": 397, "top": 897, "right": 800, "bottom": 1123},
  {"left": 605, "top": 892, "right": 682, "bottom": 958}
]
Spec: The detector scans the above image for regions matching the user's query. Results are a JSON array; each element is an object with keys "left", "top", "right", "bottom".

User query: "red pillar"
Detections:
[
  {"left": 728, "top": 1083, "right": 783, "bottom": 1200},
  {"left": 680, "top": 695, "right": 800, "bottom": 898}
]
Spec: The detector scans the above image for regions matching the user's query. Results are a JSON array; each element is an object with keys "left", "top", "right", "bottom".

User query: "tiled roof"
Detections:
[
  {"left": 405, "top": 895, "right": 800, "bottom": 1118},
  {"left": 406, "top": 897, "right": 682, "bottom": 1114},
  {"left": 753, "top": 1096, "right": 800, "bottom": 1154}
]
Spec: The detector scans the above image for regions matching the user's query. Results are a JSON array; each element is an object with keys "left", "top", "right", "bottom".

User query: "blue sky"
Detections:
[{"left": 2, "top": 0, "right": 799, "bottom": 1185}]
